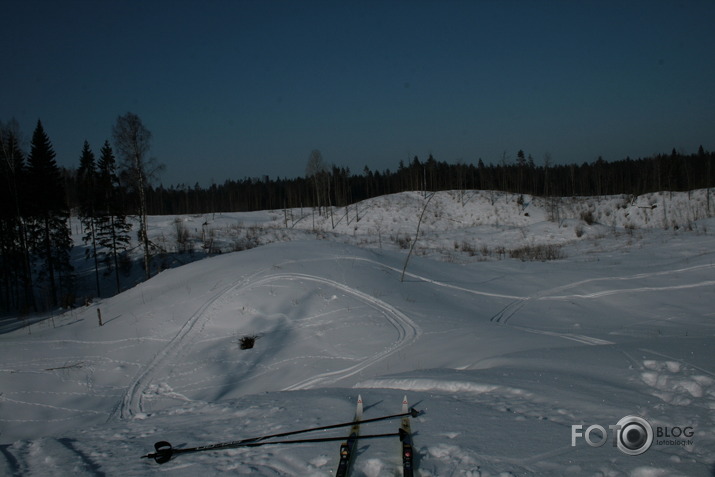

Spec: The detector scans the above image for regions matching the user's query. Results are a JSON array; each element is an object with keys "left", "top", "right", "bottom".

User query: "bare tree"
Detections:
[
  {"left": 112, "top": 112, "right": 163, "bottom": 279},
  {"left": 543, "top": 152, "right": 552, "bottom": 197},
  {"left": 401, "top": 192, "right": 435, "bottom": 282},
  {"left": 305, "top": 149, "right": 328, "bottom": 216}
]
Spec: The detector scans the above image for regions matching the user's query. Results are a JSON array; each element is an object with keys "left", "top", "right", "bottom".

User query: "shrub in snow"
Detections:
[
  {"left": 580, "top": 210, "right": 596, "bottom": 225},
  {"left": 509, "top": 244, "right": 565, "bottom": 262},
  {"left": 239, "top": 335, "right": 260, "bottom": 350},
  {"left": 460, "top": 241, "right": 477, "bottom": 256}
]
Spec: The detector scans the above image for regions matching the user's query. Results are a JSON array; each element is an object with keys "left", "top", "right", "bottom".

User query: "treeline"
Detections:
[
  {"left": 2, "top": 112, "right": 714, "bottom": 314},
  {"left": 125, "top": 147, "right": 714, "bottom": 215}
]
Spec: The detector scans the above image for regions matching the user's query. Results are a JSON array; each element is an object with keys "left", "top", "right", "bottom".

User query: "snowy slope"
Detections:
[
  {"left": 1, "top": 190, "right": 714, "bottom": 476},
  {"left": 145, "top": 189, "right": 714, "bottom": 265}
]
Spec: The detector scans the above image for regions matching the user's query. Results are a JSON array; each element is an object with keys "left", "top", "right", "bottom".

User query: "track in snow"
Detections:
[
  {"left": 112, "top": 280, "right": 239, "bottom": 420},
  {"left": 113, "top": 264, "right": 421, "bottom": 420},
  {"left": 276, "top": 273, "right": 421, "bottom": 390},
  {"left": 491, "top": 262, "right": 715, "bottom": 324},
  {"left": 117, "top": 255, "right": 712, "bottom": 418}
]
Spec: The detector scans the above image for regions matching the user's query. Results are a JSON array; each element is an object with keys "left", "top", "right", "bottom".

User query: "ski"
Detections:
[
  {"left": 400, "top": 395, "right": 415, "bottom": 477},
  {"left": 335, "top": 394, "right": 363, "bottom": 477},
  {"left": 142, "top": 400, "right": 419, "bottom": 464}
]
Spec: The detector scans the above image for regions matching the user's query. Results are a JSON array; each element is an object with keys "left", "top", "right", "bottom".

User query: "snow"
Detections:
[{"left": 1, "top": 189, "right": 714, "bottom": 476}]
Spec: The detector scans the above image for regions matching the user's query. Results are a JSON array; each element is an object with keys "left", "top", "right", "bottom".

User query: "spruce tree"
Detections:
[
  {"left": 77, "top": 140, "right": 102, "bottom": 296},
  {"left": 26, "top": 120, "right": 73, "bottom": 309},
  {"left": 96, "top": 140, "right": 132, "bottom": 294},
  {"left": 0, "top": 122, "right": 34, "bottom": 312}
]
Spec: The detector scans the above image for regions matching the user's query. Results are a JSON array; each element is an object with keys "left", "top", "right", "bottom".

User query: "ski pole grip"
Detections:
[{"left": 150, "top": 441, "right": 174, "bottom": 464}]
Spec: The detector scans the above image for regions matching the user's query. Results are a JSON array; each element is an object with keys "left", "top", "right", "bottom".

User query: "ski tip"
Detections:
[{"left": 356, "top": 394, "right": 364, "bottom": 418}]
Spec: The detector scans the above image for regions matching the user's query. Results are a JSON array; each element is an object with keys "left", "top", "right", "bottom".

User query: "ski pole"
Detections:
[
  {"left": 142, "top": 407, "right": 421, "bottom": 463},
  {"left": 143, "top": 431, "right": 402, "bottom": 464}
]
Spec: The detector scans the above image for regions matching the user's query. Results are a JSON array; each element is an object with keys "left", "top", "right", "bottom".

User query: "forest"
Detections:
[
  {"left": 1, "top": 115, "right": 714, "bottom": 314},
  {"left": 135, "top": 147, "right": 715, "bottom": 216}
]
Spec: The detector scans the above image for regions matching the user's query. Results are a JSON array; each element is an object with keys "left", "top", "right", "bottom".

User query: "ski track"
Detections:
[
  {"left": 0, "top": 395, "right": 106, "bottom": 415},
  {"left": 1, "top": 337, "right": 170, "bottom": 346},
  {"left": 278, "top": 273, "right": 421, "bottom": 391},
  {"left": 110, "top": 255, "right": 713, "bottom": 421},
  {"left": 350, "top": 255, "right": 714, "bottom": 336},
  {"left": 114, "top": 260, "right": 422, "bottom": 420},
  {"left": 5, "top": 438, "right": 103, "bottom": 477},
  {"left": 509, "top": 325, "right": 614, "bottom": 345},
  {"left": 113, "top": 280, "right": 240, "bottom": 420},
  {"left": 342, "top": 255, "right": 523, "bottom": 300},
  {"left": 491, "top": 262, "right": 715, "bottom": 325},
  {"left": 540, "top": 279, "right": 715, "bottom": 300}
]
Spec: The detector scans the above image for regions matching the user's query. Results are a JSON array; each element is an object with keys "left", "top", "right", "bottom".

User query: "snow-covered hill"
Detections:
[
  {"left": 1, "top": 190, "right": 714, "bottom": 476},
  {"left": 148, "top": 189, "right": 714, "bottom": 264}
]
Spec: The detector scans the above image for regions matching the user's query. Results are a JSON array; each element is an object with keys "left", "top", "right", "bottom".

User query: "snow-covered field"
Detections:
[{"left": 1, "top": 190, "right": 714, "bottom": 476}]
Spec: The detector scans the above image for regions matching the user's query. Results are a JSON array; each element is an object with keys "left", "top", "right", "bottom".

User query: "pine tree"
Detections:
[
  {"left": 26, "top": 120, "right": 74, "bottom": 309},
  {"left": 96, "top": 140, "right": 132, "bottom": 294}
]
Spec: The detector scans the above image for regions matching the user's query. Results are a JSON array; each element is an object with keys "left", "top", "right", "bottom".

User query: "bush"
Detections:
[
  {"left": 580, "top": 210, "right": 596, "bottom": 225},
  {"left": 460, "top": 241, "right": 477, "bottom": 256},
  {"left": 395, "top": 235, "right": 411, "bottom": 249},
  {"left": 509, "top": 244, "right": 565, "bottom": 262},
  {"left": 174, "top": 217, "right": 190, "bottom": 251},
  {"left": 238, "top": 335, "right": 260, "bottom": 350}
]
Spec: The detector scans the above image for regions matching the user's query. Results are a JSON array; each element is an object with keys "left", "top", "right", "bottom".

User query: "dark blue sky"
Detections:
[{"left": 4, "top": 0, "right": 715, "bottom": 187}]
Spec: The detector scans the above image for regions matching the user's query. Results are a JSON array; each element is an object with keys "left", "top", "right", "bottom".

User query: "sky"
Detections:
[{"left": 3, "top": 0, "right": 715, "bottom": 187}]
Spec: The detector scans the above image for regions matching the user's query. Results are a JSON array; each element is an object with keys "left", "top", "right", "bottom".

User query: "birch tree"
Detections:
[{"left": 112, "top": 113, "right": 162, "bottom": 279}]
